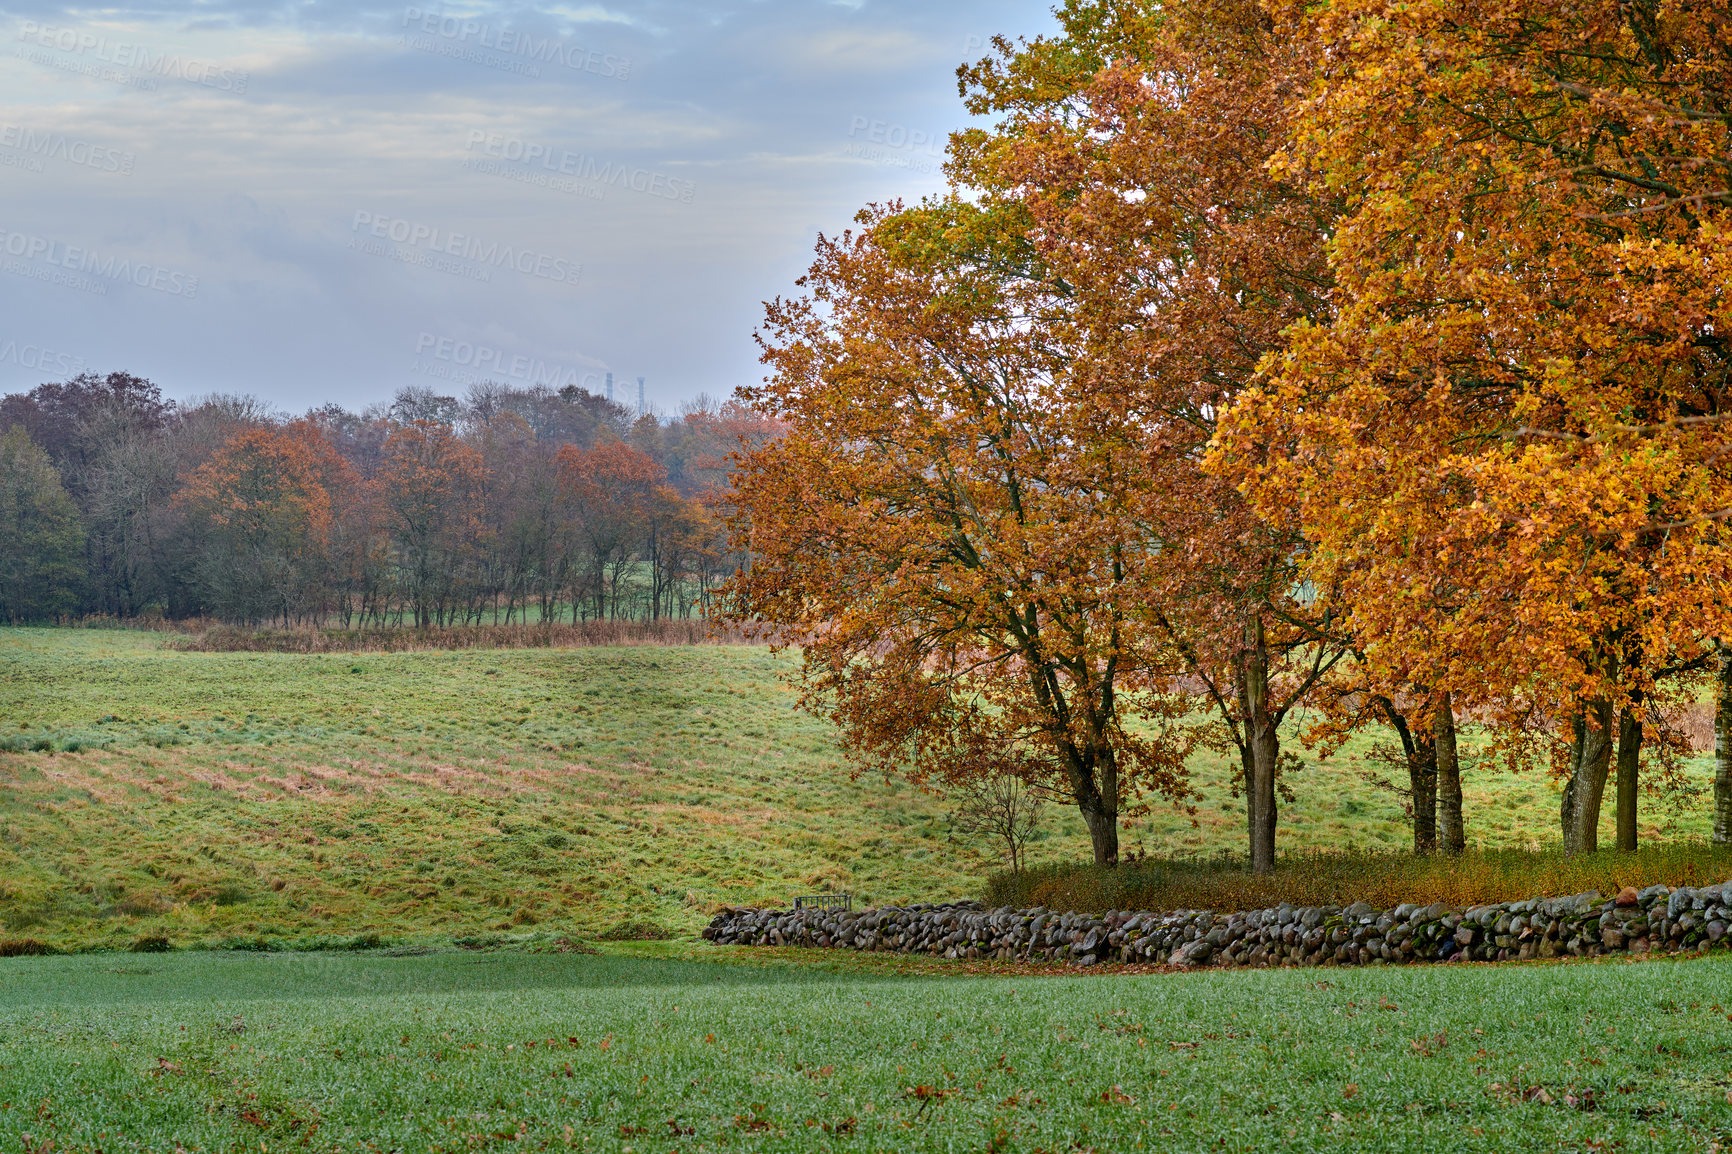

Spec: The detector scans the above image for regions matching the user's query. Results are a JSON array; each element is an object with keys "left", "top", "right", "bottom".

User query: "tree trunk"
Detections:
[
  {"left": 1239, "top": 617, "right": 1279, "bottom": 875},
  {"left": 1435, "top": 692, "right": 1465, "bottom": 854},
  {"left": 1378, "top": 699, "right": 1435, "bottom": 853},
  {"left": 1409, "top": 731, "right": 1438, "bottom": 854},
  {"left": 1615, "top": 700, "right": 1641, "bottom": 852},
  {"left": 1078, "top": 789, "right": 1118, "bottom": 867},
  {"left": 1563, "top": 698, "right": 1616, "bottom": 854},
  {"left": 1070, "top": 744, "right": 1119, "bottom": 868},
  {"left": 1716, "top": 645, "right": 1732, "bottom": 845}
]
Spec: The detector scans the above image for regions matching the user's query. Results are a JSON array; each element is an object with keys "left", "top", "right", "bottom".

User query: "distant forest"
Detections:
[{"left": 0, "top": 372, "right": 781, "bottom": 626}]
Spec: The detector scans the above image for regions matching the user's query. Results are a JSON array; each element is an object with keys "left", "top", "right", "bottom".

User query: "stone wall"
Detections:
[{"left": 702, "top": 883, "right": 1732, "bottom": 967}]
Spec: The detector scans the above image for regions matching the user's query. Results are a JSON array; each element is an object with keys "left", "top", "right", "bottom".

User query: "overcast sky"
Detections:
[{"left": 0, "top": 0, "right": 1058, "bottom": 415}]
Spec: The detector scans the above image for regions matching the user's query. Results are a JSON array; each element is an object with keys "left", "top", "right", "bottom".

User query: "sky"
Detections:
[{"left": 0, "top": 0, "right": 1060, "bottom": 416}]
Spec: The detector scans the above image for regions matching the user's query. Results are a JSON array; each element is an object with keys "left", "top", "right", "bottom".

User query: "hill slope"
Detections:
[{"left": 0, "top": 629, "right": 1719, "bottom": 948}]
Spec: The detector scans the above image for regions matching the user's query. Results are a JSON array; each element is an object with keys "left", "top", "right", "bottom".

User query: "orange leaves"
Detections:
[
  {"left": 555, "top": 441, "right": 665, "bottom": 545},
  {"left": 373, "top": 420, "right": 486, "bottom": 624},
  {"left": 557, "top": 440, "right": 664, "bottom": 492},
  {"left": 720, "top": 197, "right": 1199, "bottom": 864},
  {"left": 377, "top": 420, "right": 483, "bottom": 529},
  {"left": 178, "top": 425, "right": 343, "bottom": 548},
  {"left": 173, "top": 423, "right": 362, "bottom": 621},
  {"left": 1214, "top": 0, "right": 1732, "bottom": 729},
  {"left": 1411, "top": 1031, "right": 1449, "bottom": 1058}
]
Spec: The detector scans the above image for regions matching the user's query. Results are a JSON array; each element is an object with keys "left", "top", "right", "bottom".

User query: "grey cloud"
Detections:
[{"left": 0, "top": 0, "right": 1056, "bottom": 412}]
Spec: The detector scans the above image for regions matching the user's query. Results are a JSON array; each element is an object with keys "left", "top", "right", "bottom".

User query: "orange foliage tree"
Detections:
[
  {"left": 556, "top": 441, "right": 664, "bottom": 620},
  {"left": 720, "top": 204, "right": 1199, "bottom": 867},
  {"left": 176, "top": 425, "right": 348, "bottom": 623},
  {"left": 645, "top": 484, "right": 724, "bottom": 620},
  {"left": 939, "top": 0, "right": 1349, "bottom": 871},
  {"left": 375, "top": 420, "right": 484, "bottom": 627},
  {"left": 1214, "top": 0, "right": 1732, "bottom": 853}
]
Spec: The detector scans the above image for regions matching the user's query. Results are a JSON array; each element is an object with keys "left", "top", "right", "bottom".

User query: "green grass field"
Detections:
[
  {"left": 5, "top": 629, "right": 1732, "bottom": 1150},
  {"left": 0, "top": 628, "right": 1723, "bottom": 949},
  {"left": 0, "top": 946, "right": 1727, "bottom": 1151}
]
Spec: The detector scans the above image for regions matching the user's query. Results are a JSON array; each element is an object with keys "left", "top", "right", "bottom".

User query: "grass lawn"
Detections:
[
  {"left": 0, "top": 946, "right": 1727, "bottom": 1151},
  {"left": 0, "top": 629, "right": 974, "bottom": 948},
  {"left": 0, "top": 627, "right": 1723, "bottom": 949}
]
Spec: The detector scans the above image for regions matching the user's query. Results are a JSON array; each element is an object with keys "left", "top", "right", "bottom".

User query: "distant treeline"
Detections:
[{"left": 0, "top": 372, "right": 780, "bottom": 626}]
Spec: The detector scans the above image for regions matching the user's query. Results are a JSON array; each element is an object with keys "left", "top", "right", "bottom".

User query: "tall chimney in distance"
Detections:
[
  {"left": 637, "top": 377, "right": 645, "bottom": 419},
  {"left": 605, "top": 372, "right": 614, "bottom": 403}
]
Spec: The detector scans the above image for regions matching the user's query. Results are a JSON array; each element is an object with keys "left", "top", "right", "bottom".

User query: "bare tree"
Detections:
[{"left": 947, "top": 772, "right": 1044, "bottom": 874}]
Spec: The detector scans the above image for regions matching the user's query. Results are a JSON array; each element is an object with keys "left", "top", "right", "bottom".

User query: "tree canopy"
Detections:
[{"left": 724, "top": 0, "right": 1732, "bottom": 868}]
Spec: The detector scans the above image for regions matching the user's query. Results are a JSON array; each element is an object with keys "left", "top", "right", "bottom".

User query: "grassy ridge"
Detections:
[
  {"left": 0, "top": 627, "right": 1724, "bottom": 950},
  {"left": 0, "top": 630, "right": 978, "bottom": 949},
  {"left": 0, "top": 948, "right": 1728, "bottom": 1150}
]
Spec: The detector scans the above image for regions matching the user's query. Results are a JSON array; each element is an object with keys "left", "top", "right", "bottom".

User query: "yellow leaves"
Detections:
[{"left": 1207, "top": 0, "right": 1732, "bottom": 719}]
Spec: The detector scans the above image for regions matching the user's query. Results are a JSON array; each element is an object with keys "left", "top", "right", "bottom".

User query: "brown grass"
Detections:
[
  {"left": 165, "top": 619, "right": 759, "bottom": 653},
  {"left": 1668, "top": 703, "right": 1716, "bottom": 752},
  {"left": 986, "top": 841, "right": 1732, "bottom": 913}
]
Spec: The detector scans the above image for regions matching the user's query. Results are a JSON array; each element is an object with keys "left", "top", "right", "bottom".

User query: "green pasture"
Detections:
[
  {"left": 0, "top": 947, "right": 1727, "bottom": 1151},
  {"left": 0, "top": 628, "right": 1722, "bottom": 948}
]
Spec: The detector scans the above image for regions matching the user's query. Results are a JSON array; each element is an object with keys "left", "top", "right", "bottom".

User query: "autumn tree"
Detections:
[
  {"left": 0, "top": 427, "right": 85, "bottom": 621},
  {"left": 644, "top": 485, "right": 722, "bottom": 620},
  {"left": 951, "top": 0, "right": 1347, "bottom": 871},
  {"left": 1305, "top": 676, "right": 1463, "bottom": 854},
  {"left": 467, "top": 411, "right": 549, "bottom": 623},
  {"left": 557, "top": 441, "right": 663, "bottom": 620},
  {"left": 0, "top": 373, "right": 754, "bottom": 627},
  {"left": 376, "top": 420, "right": 484, "bottom": 627},
  {"left": 177, "top": 425, "right": 352, "bottom": 624},
  {"left": 1216, "top": 0, "right": 1732, "bottom": 853},
  {"left": 659, "top": 399, "right": 785, "bottom": 497},
  {"left": 720, "top": 205, "right": 1197, "bottom": 866}
]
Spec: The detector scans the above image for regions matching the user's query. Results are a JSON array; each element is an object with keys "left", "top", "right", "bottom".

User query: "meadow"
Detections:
[
  {"left": 0, "top": 946, "right": 1728, "bottom": 1151},
  {"left": 0, "top": 627, "right": 1725, "bottom": 949},
  {"left": 4, "top": 628, "right": 1732, "bottom": 1150}
]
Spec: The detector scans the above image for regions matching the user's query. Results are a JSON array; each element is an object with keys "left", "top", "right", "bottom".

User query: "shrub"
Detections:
[
  {"left": 130, "top": 935, "right": 172, "bottom": 953},
  {"left": 114, "top": 894, "right": 173, "bottom": 917},
  {"left": 215, "top": 935, "right": 279, "bottom": 952},
  {"left": 984, "top": 841, "right": 1732, "bottom": 914},
  {"left": 598, "top": 919, "right": 674, "bottom": 941},
  {"left": 166, "top": 620, "right": 756, "bottom": 654},
  {"left": 0, "top": 938, "right": 55, "bottom": 957}
]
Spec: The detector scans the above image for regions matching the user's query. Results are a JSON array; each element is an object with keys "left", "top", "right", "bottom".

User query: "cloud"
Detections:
[{"left": 0, "top": 0, "right": 1058, "bottom": 412}]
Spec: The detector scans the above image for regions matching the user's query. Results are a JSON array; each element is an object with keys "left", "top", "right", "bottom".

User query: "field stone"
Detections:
[{"left": 704, "top": 881, "right": 1732, "bottom": 969}]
